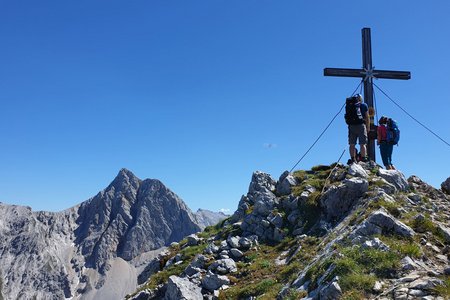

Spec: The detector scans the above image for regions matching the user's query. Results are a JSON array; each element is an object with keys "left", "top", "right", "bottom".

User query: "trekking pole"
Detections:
[{"left": 321, "top": 148, "right": 346, "bottom": 194}]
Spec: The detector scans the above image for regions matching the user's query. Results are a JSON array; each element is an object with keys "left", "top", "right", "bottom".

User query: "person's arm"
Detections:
[{"left": 365, "top": 109, "right": 370, "bottom": 132}]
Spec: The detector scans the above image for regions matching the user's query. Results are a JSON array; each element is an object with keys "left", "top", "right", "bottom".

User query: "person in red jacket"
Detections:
[{"left": 377, "top": 116, "right": 396, "bottom": 170}]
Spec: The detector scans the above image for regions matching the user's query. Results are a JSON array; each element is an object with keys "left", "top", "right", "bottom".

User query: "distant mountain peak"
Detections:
[
  {"left": 0, "top": 168, "right": 203, "bottom": 300},
  {"left": 109, "top": 168, "right": 141, "bottom": 192}
]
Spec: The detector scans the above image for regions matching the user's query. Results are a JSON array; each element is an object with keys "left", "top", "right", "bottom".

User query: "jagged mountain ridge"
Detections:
[
  {"left": 131, "top": 163, "right": 450, "bottom": 300},
  {"left": 0, "top": 169, "right": 226, "bottom": 300}
]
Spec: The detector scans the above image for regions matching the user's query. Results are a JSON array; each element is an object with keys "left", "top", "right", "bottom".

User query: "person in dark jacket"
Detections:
[{"left": 347, "top": 94, "right": 369, "bottom": 163}]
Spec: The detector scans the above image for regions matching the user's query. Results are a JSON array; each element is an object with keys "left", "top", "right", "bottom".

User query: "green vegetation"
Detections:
[
  {"left": 434, "top": 276, "right": 450, "bottom": 297},
  {"left": 339, "top": 273, "right": 377, "bottom": 293},
  {"left": 368, "top": 198, "right": 402, "bottom": 218},
  {"left": 292, "top": 164, "right": 334, "bottom": 197},
  {"left": 341, "top": 290, "right": 367, "bottom": 300},
  {"left": 380, "top": 235, "right": 422, "bottom": 258},
  {"left": 305, "top": 245, "right": 401, "bottom": 298},
  {"left": 218, "top": 236, "right": 320, "bottom": 300},
  {"left": 282, "top": 288, "right": 307, "bottom": 300},
  {"left": 219, "top": 278, "right": 281, "bottom": 299},
  {"left": 292, "top": 170, "right": 308, "bottom": 183},
  {"left": 219, "top": 243, "right": 282, "bottom": 299},
  {"left": 411, "top": 214, "right": 436, "bottom": 233},
  {"left": 141, "top": 243, "right": 208, "bottom": 291}
]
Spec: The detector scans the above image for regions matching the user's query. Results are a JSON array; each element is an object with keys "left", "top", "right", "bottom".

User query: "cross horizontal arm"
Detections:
[
  {"left": 324, "top": 68, "right": 365, "bottom": 78},
  {"left": 372, "top": 70, "right": 411, "bottom": 80},
  {"left": 324, "top": 68, "right": 411, "bottom": 80}
]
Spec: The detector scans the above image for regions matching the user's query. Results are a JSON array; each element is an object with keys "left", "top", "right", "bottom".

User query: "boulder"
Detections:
[
  {"left": 201, "top": 272, "right": 230, "bottom": 292},
  {"left": 186, "top": 234, "right": 201, "bottom": 246},
  {"left": 184, "top": 254, "right": 207, "bottom": 276},
  {"left": 319, "top": 280, "right": 342, "bottom": 300},
  {"left": 436, "top": 223, "right": 450, "bottom": 243},
  {"left": 204, "top": 243, "right": 219, "bottom": 255},
  {"left": 348, "top": 163, "right": 369, "bottom": 178},
  {"left": 208, "top": 258, "right": 237, "bottom": 275},
  {"left": 227, "top": 236, "right": 240, "bottom": 249},
  {"left": 401, "top": 256, "right": 420, "bottom": 271},
  {"left": 269, "top": 213, "right": 284, "bottom": 228},
  {"left": 442, "top": 177, "right": 450, "bottom": 194},
  {"left": 276, "top": 171, "right": 297, "bottom": 196},
  {"left": 238, "top": 237, "right": 252, "bottom": 250},
  {"left": 164, "top": 276, "right": 202, "bottom": 300},
  {"left": 371, "top": 178, "right": 397, "bottom": 194},
  {"left": 377, "top": 169, "right": 409, "bottom": 192},
  {"left": 230, "top": 248, "right": 244, "bottom": 259},
  {"left": 354, "top": 209, "right": 415, "bottom": 238},
  {"left": 320, "top": 177, "right": 369, "bottom": 221}
]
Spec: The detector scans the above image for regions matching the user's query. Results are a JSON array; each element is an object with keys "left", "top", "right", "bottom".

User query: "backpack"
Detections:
[
  {"left": 344, "top": 96, "right": 365, "bottom": 125},
  {"left": 386, "top": 118, "right": 400, "bottom": 145}
]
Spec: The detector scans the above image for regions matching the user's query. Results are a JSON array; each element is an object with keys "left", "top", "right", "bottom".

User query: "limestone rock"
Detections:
[
  {"left": 201, "top": 272, "right": 230, "bottom": 292},
  {"left": 441, "top": 177, "right": 450, "bottom": 194},
  {"left": 248, "top": 171, "right": 277, "bottom": 196},
  {"left": 377, "top": 169, "right": 409, "bottom": 192},
  {"left": 319, "top": 280, "right": 342, "bottom": 300},
  {"left": 320, "top": 177, "right": 369, "bottom": 221},
  {"left": 227, "top": 236, "right": 240, "bottom": 248},
  {"left": 354, "top": 209, "right": 415, "bottom": 238},
  {"left": 348, "top": 163, "right": 369, "bottom": 178},
  {"left": 164, "top": 276, "right": 202, "bottom": 300},
  {"left": 208, "top": 258, "right": 237, "bottom": 275},
  {"left": 187, "top": 234, "right": 201, "bottom": 246},
  {"left": 276, "top": 171, "right": 297, "bottom": 196},
  {"left": 436, "top": 223, "right": 450, "bottom": 243},
  {"left": 230, "top": 248, "right": 244, "bottom": 259}
]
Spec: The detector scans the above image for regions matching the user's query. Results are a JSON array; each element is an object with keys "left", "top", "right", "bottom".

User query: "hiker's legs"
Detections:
[
  {"left": 348, "top": 125, "right": 358, "bottom": 161},
  {"left": 358, "top": 124, "right": 368, "bottom": 160},
  {"left": 387, "top": 144, "right": 394, "bottom": 169},
  {"left": 360, "top": 144, "right": 367, "bottom": 158},
  {"left": 349, "top": 144, "right": 356, "bottom": 161},
  {"left": 380, "top": 143, "right": 390, "bottom": 168}
]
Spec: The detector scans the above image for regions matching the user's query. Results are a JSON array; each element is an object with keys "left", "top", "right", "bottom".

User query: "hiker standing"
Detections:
[
  {"left": 345, "top": 94, "right": 369, "bottom": 163},
  {"left": 377, "top": 116, "right": 396, "bottom": 170}
]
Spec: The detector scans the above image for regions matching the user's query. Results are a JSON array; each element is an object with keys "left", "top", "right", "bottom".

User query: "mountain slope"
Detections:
[
  {"left": 0, "top": 169, "right": 202, "bottom": 300},
  {"left": 194, "top": 209, "right": 229, "bottom": 229},
  {"left": 130, "top": 163, "right": 450, "bottom": 300}
]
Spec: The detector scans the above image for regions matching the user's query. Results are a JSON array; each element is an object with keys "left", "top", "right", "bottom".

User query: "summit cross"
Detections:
[{"left": 324, "top": 27, "right": 411, "bottom": 162}]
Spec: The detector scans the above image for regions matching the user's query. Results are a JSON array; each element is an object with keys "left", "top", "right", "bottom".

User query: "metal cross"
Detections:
[{"left": 324, "top": 27, "right": 411, "bottom": 162}]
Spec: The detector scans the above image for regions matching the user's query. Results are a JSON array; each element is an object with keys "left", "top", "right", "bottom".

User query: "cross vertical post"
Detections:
[
  {"left": 362, "top": 28, "right": 376, "bottom": 161},
  {"left": 324, "top": 27, "right": 411, "bottom": 163}
]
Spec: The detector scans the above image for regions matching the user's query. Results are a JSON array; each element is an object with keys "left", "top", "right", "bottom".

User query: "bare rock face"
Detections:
[
  {"left": 0, "top": 169, "right": 201, "bottom": 300},
  {"left": 442, "top": 176, "right": 450, "bottom": 194},
  {"left": 320, "top": 177, "right": 369, "bottom": 222},
  {"left": 194, "top": 209, "right": 229, "bottom": 229}
]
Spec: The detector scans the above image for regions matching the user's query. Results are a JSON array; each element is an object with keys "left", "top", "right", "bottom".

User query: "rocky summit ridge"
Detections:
[
  {"left": 0, "top": 169, "right": 226, "bottom": 300},
  {"left": 130, "top": 162, "right": 450, "bottom": 300}
]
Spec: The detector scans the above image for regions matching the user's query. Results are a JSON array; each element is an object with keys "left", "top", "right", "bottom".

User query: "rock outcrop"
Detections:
[{"left": 132, "top": 163, "right": 450, "bottom": 300}]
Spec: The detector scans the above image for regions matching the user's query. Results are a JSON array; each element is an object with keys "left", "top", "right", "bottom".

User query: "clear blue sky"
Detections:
[{"left": 1, "top": 1, "right": 449, "bottom": 213}]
